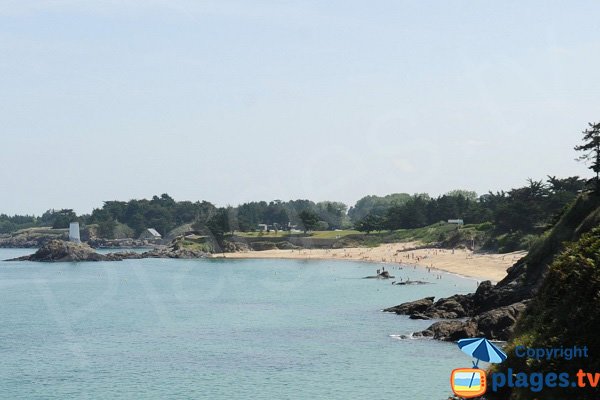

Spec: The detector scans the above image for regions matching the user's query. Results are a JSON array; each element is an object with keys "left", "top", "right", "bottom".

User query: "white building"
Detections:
[{"left": 69, "top": 222, "right": 81, "bottom": 243}]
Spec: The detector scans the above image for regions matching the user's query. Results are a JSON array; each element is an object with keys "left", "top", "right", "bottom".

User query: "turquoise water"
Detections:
[{"left": 0, "top": 248, "right": 477, "bottom": 399}]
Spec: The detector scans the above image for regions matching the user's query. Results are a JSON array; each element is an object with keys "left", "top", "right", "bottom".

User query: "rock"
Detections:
[
  {"left": 392, "top": 280, "right": 430, "bottom": 286},
  {"left": 409, "top": 313, "right": 431, "bottom": 320},
  {"left": 8, "top": 240, "right": 107, "bottom": 262},
  {"left": 275, "top": 241, "right": 300, "bottom": 250},
  {"left": 141, "top": 247, "right": 208, "bottom": 259},
  {"left": 383, "top": 297, "right": 435, "bottom": 314},
  {"left": 474, "top": 302, "right": 527, "bottom": 341},
  {"left": 417, "top": 320, "right": 479, "bottom": 341},
  {"left": 410, "top": 302, "right": 527, "bottom": 341},
  {"left": 364, "top": 270, "right": 395, "bottom": 279},
  {"left": 411, "top": 330, "right": 432, "bottom": 338},
  {"left": 6, "top": 240, "right": 209, "bottom": 262},
  {"left": 220, "top": 240, "right": 249, "bottom": 252},
  {"left": 425, "top": 296, "right": 471, "bottom": 319},
  {"left": 249, "top": 241, "right": 278, "bottom": 251},
  {"left": 383, "top": 294, "right": 471, "bottom": 319}
]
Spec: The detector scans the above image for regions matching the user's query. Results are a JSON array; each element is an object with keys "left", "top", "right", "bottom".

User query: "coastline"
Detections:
[{"left": 215, "top": 242, "right": 526, "bottom": 282}]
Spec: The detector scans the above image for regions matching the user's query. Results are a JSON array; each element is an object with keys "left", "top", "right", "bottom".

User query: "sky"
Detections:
[{"left": 1, "top": 0, "right": 599, "bottom": 215}]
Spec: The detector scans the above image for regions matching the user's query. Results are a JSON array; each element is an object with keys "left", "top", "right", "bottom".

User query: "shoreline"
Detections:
[{"left": 214, "top": 242, "right": 526, "bottom": 282}]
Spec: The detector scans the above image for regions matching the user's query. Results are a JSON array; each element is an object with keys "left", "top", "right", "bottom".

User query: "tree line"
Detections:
[
  {"left": 0, "top": 176, "right": 585, "bottom": 240},
  {"left": 1, "top": 119, "right": 598, "bottom": 241},
  {"left": 353, "top": 177, "right": 585, "bottom": 236}
]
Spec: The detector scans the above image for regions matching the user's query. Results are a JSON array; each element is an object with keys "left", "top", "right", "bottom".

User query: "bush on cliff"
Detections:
[{"left": 488, "top": 224, "right": 600, "bottom": 399}]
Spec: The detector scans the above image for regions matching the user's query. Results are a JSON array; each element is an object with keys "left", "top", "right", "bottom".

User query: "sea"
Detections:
[{"left": 0, "top": 248, "right": 477, "bottom": 399}]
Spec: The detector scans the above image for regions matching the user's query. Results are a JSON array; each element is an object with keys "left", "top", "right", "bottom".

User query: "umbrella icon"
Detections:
[{"left": 457, "top": 338, "right": 507, "bottom": 388}]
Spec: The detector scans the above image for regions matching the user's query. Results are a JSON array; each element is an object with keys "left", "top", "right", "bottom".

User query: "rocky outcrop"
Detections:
[
  {"left": 140, "top": 247, "right": 208, "bottom": 259},
  {"left": 391, "top": 280, "right": 430, "bottom": 286},
  {"left": 383, "top": 297, "right": 434, "bottom": 314},
  {"left": 414, "top": 320, "right": 479, "bottom": 341},
  {"left": 364, "top": 270, "right": 395, "bottom": 279},
  {"left": 0, "top": 229, "right": 68, "bottom": 248},
  {"left": 221, "top": 240, "right": 250, "bottom": 253},
  {"left": 87, "top": 238, "right": 152, "bottom": 248},
  {"left": 385, "top": 282, "right": 529, "bottom": 341},
  {"left": 275, "top": 241, "right": 301, "bottom": 250},
  {"left": 249, "top": 241, "right": 279, "bottom": 251},
  {"left": 410, "top": 302, "right": 528, "bottom": 341},
  {"left": 6, "top": 240, "right": 208, "bottom": 262},
  {"left": 8, "top": 240, "right": 110, "bottom": 262},
  {"left": 0, "top": 228, "right": 155, "bottom": 249}
]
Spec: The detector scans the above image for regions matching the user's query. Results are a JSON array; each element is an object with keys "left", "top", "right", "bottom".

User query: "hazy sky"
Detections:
[{"left": 1, "top": 0, "right": 599, "bottom": 215}]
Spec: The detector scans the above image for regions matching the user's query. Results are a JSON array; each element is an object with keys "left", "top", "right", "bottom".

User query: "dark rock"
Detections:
[
  {"left": 383, "top": 297, "right": 435, "bottom": 314},
  {"left": 410, "top": 302, "right": 527, "bottom": 341},
  {"left": 474, "top": 302, "right": 527, "bottom": 341},
  {"left": 140, "top": 247, "right": 208, "bottom": 259},
  {"left": 409, "top": 313, "right": 431, "bottom": 320},
  {"left": 425, "top": 296, "right": 471, "bottom": 319},
  {"left": 364, "top": 270, "right": 395, "bottom": 279},
  {"left": 392, "top": 280, "right": 430, "bottom": 286},
  {"left": 417, "top": 320, "right": 479, "bottom": 341},
  {"left": 8, "top": 240, "right": 107, "bottom": 262},
  {"left": 275, "top": 241, "right": 300, "bottom": 250},
  {"left": 221, "top": 240, "right": 250, "bottom": 252},
  {"left": 6, "top": 240, "right": 209, "bottom": 262},
  {"left": 383, "top": 294, "right": 471, "bottom": 318},
  {"left": 411, "top": 329, "right": 433, "bottom": 338},
  {"left": 250, "top": 241, "right": 278, "bottom": 251}
]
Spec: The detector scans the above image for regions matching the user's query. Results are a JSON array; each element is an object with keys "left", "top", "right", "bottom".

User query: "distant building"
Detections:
[
  {"left": 448, "top": 219, "right": 464, "bottom": 225},
  {"left": 69, "top": 222, "right": 81, "bottom": 243},
  {"left": 257, "top": 224, "right": 268, "bottom": 232},
  {"left": 139, "top": 228, "right": 162, "bottom": 240}
]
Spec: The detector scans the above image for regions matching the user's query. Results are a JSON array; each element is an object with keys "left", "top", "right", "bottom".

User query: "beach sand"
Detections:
[{"left": 216, "top": 242, "right": 526, "bottom": 282}]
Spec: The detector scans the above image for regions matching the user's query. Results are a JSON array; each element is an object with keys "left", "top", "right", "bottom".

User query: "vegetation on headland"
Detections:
[
  {"left": 486, "top": 194, "right": 600, "bottom": 400},
  {"left": 1, "top": 120, "right": 599, "bottom": 255},
  {"left": 0, "top": 176, "right": 586, "bottom": 253}
]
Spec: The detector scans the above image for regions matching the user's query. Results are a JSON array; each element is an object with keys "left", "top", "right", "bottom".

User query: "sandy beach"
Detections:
[{"left": 217, "top": 242, "right": 527, "bottom": 282}]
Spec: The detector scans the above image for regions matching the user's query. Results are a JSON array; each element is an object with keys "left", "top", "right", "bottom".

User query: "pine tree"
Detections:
[{"left": 574, "top": 121, "right": 600, "bottom": 192}]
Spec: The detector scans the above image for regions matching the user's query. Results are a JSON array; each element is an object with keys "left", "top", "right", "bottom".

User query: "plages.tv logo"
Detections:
[{"left": 450, "top": 337, "right": 507, "bottom": 398}]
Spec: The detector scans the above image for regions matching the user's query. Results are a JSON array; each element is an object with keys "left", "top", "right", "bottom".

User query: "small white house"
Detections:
[
  {"left": 448, "top": 219, "right": 464, "bottom": 225},
  {"left": 257, "top": 224, "right": 268, "bottom": 232},
  {"left": 139, "top": 228, "right": 162, "bottom": 240}
]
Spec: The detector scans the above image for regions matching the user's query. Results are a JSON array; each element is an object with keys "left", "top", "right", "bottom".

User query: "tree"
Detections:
[
  {"left": 446, "top": 189, "right": 478, "bottom": 202},
  {"left": 355, "top": 213, "right": 383, "bottom": 234},
  {"left": 48, "top": 209, "right": 77, "bottom": 229},
  {"left": 97, "top": 218, "right": 117, "bottom": 239},
  {"left": 348, "top": 193, "right": 411, "bottom": 223},
  {"left": 298, "top": 210, "right": 320, "bottom": 233},
  {"left": 575, "top": 121, "right": 600, "bottom": 192},
  {"left": 206, "top": 208, "right": 231, "bottom": 240}
]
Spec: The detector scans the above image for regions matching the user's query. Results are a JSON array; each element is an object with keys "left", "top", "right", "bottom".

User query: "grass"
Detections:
[
  {"left": 234, "top": 229, "right": 359, "bottom": 239},
  {"left": 180, "top": 239, "right": 213, "bottom": 252}
]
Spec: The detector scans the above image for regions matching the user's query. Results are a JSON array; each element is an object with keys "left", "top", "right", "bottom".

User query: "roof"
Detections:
[{"left": 146, "top": 228, "right": 162, "bottom": 237}]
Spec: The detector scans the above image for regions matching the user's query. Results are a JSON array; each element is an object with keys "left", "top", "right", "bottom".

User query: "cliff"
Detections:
[{"left": 486, "top": 226, "right": 600, "bottom": 399}]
